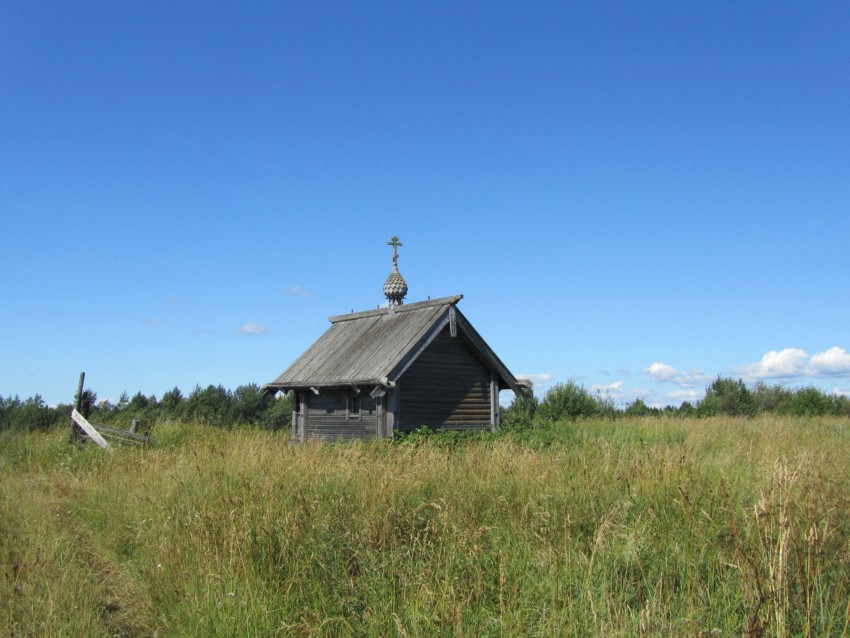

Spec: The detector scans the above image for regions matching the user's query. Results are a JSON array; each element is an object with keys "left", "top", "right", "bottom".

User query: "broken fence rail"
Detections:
[{"left": 70, "top": 408, "right": 152, "bottom": 449}]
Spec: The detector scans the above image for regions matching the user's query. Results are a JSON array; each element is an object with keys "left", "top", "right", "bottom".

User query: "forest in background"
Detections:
[{"left": 2, "top": 377, "right": 849, "bottom": 434}]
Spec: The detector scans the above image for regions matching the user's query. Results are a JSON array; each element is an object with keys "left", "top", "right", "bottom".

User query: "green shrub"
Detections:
[
  {"left": 753, "top": 381, "right": 793, "bottom": 414},
  {"left": 259, "top": 392, "right": 293, "bottom": 431},
  {"left": 535, "top": 381, "right": 602, "bottom": 422},
  {"left": 1, "top": 394, "right": 65, "bottom": 432},
  {"left": 698, "top": 377, "right": 758, "bottom": 417},
  {"left": 500, "top": 390, "right": 538, "bottom": 429},
  {"left": 624, "top": 398, "right": 654, "bottom": 417},
  {"left": 787, "top": 386, "right": 837, "bottom": 416}
]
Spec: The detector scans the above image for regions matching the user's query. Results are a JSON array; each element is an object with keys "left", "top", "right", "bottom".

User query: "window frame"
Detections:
[{"left": 347, "top": 395, "right": 361, "bottom": 419}]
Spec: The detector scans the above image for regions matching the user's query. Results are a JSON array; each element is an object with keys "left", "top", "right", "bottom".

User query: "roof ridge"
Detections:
[{"left": 329, "top": 294, "right": 463, "bottom": 323}]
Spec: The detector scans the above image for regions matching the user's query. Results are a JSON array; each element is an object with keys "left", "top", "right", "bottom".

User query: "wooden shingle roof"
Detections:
[{"left": 264, "top": 295, "right": 520, "bottom": 394}]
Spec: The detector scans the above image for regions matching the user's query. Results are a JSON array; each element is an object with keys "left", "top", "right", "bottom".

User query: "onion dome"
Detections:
[
  {"left": 384, "top": 236, "right": 407, "bottom": 308},
  {"left": 383, "top": 264, "right": 408, "bottom": 307}
]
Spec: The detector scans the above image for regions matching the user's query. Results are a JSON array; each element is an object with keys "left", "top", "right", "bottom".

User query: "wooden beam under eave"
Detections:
[
  {"left": 386, "top": 386, "right": 399, "bottom": 438},
  {"left": 300, "top": 392, "right": 308, "bottom": 443},
  {"left": 490, "top": 374, "right": 499, "bottom": 431}
]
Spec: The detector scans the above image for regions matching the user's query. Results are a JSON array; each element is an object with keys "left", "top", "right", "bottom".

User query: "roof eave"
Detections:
[
  {"left": 453, "top": 309, "right": 521, "bottom": 395},
  {"left": 263, "top": 378, "right": 387, "bottom": 392}
]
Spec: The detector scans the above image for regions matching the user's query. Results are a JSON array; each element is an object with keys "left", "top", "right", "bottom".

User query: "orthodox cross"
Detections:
[{"left": 387, "top": 236, "right": 403, "bottom": 266}]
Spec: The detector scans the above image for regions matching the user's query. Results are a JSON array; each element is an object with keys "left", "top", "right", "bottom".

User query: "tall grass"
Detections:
[{"left": 2, "top": 416, "right": 849, "bottom": 636}]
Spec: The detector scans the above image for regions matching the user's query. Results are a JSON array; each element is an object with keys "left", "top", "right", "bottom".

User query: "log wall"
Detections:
[
  {"left": 305, "top": 391, "right": 379, "bottom": 441},
  {"left": 398, "top": 327, "right": 493, "bottom": 431}
]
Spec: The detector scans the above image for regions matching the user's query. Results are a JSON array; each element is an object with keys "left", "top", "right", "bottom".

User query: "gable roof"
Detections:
[{"left": 264, "top": 295, "right": 520, "bottom": 395}]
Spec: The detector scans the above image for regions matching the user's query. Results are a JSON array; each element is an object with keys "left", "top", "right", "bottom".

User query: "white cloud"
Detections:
[
  {"left": 591, "top": 381, "right": 628, "bottom": 402},
  {"left": 286, "top": 285, "right": 312, "bottom": 299},
  {"left": 592, "top": 380, "right": 624, "bottom": 393},
  {"left": 832, "top": 386, "right": 850, "bottom": 397},
  {"left": 733, "top": 348, "right": 810, "bottom": 381},
  {"left": 589, "top": 382, "right": 658, "bottom": 405},
  {"left": 643, "top": 362, "right": 711, "bottom": 387},
  {"left": 809, "top": 347, "right": 850, "bottom": 377},
  {"left": 235, "top": 322, "right": 268, "bottom": 336},
  {"left": 644, "top": 362, "right": 677, "bottom": 382},
  {"left": 667, "top": 389, "right": 703, "bottom": 403},
  {"left": 142, "top": 318, "right": 163, "bottom": 326}
]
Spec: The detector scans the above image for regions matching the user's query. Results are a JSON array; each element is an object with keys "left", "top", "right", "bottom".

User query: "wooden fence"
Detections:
[
  {"left": 68, "top": 372, "right": 153, "bottom": 450},
  {"left": 70, "top": 408, "right": 151, "bottom": 449}
]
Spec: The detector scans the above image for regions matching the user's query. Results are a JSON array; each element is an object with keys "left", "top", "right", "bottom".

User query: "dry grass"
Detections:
[{"left": 1, "top": 416, "right": 849, "bottom": 636}]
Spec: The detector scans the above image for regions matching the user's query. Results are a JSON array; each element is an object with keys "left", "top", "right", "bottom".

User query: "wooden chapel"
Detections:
[{"left": 263, "top": 237, "right": 525, "bottom": 441}]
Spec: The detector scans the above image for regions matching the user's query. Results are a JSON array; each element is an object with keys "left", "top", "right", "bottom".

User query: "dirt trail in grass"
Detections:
[
  {"left": 53, "top": 504, "right": 157, "bottom": 636},
  {"left": 2, "top": 472, "right": 160, "bottom": 637}
]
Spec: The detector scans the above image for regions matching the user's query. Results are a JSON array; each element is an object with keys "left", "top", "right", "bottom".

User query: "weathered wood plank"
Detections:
[
  {"left": 70, "top": 409, "right": 111, "bottom": 450},
  {"left": 90, "top": 423, "right": 150, "bottom": 445},
  {"left": 69, "top": 372, "right": 86, "bottom": 444}
]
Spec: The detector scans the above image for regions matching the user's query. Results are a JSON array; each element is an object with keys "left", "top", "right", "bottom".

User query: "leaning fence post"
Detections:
[{"left": 68, "top": 372, "right": 86, "bottom": 444}]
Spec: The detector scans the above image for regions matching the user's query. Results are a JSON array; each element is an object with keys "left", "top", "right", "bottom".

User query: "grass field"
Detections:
[{"left": 2, "top": 416, "right": 849, "bottom": 637}]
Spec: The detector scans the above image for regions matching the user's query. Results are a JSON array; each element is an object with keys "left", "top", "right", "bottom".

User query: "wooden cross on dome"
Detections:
[{"left": 387, "top": 236, "right": 403, "bottom": 266}]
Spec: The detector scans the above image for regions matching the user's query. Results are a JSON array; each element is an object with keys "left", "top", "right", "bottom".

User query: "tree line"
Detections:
[
  {"left": 500, "top": 377, "right": 850, "bottom": 429},
  {"left": 2, "top": 377, "right": 849, "bottom": 434},
  {"left": 0, "top": 383, "right": 293, "bottom": 433}
]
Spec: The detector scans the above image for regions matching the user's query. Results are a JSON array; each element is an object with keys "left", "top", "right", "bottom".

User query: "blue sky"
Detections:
[{"left": 2, "top": 1, "right": 849, "bottom": 408}]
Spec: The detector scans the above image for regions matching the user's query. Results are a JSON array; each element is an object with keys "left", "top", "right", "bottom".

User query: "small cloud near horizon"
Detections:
[
  {"left": 287, "top": 285, "right": 312, "bottom": 299},
  {"left": 667, "top": 389, "right": 703, "bottom": 403},
  {"left": 591, "top": 380, "right": 624, "bottom": 397},
  {"left": 591, "top": 381, "right": 658, "bottom": 406},
  {"left": 236, "top": 322, "right": 269, "bottom": 336},
  {"left": 733, "top": 346, "right": 850, "bottom": 381},
  {"left": 644, "top": 362, "right": 711, "bottom": 387},
  {"left": 809, "top": 347, "right": 850, "bottom": 377},
  {"left": 733, "top": 348, "right": 809, "bottom": 380}
]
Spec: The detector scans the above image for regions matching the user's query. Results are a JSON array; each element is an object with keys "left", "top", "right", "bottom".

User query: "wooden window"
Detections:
[{"left": 347, "top": 396, "right": 361, "bottom": 419}]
